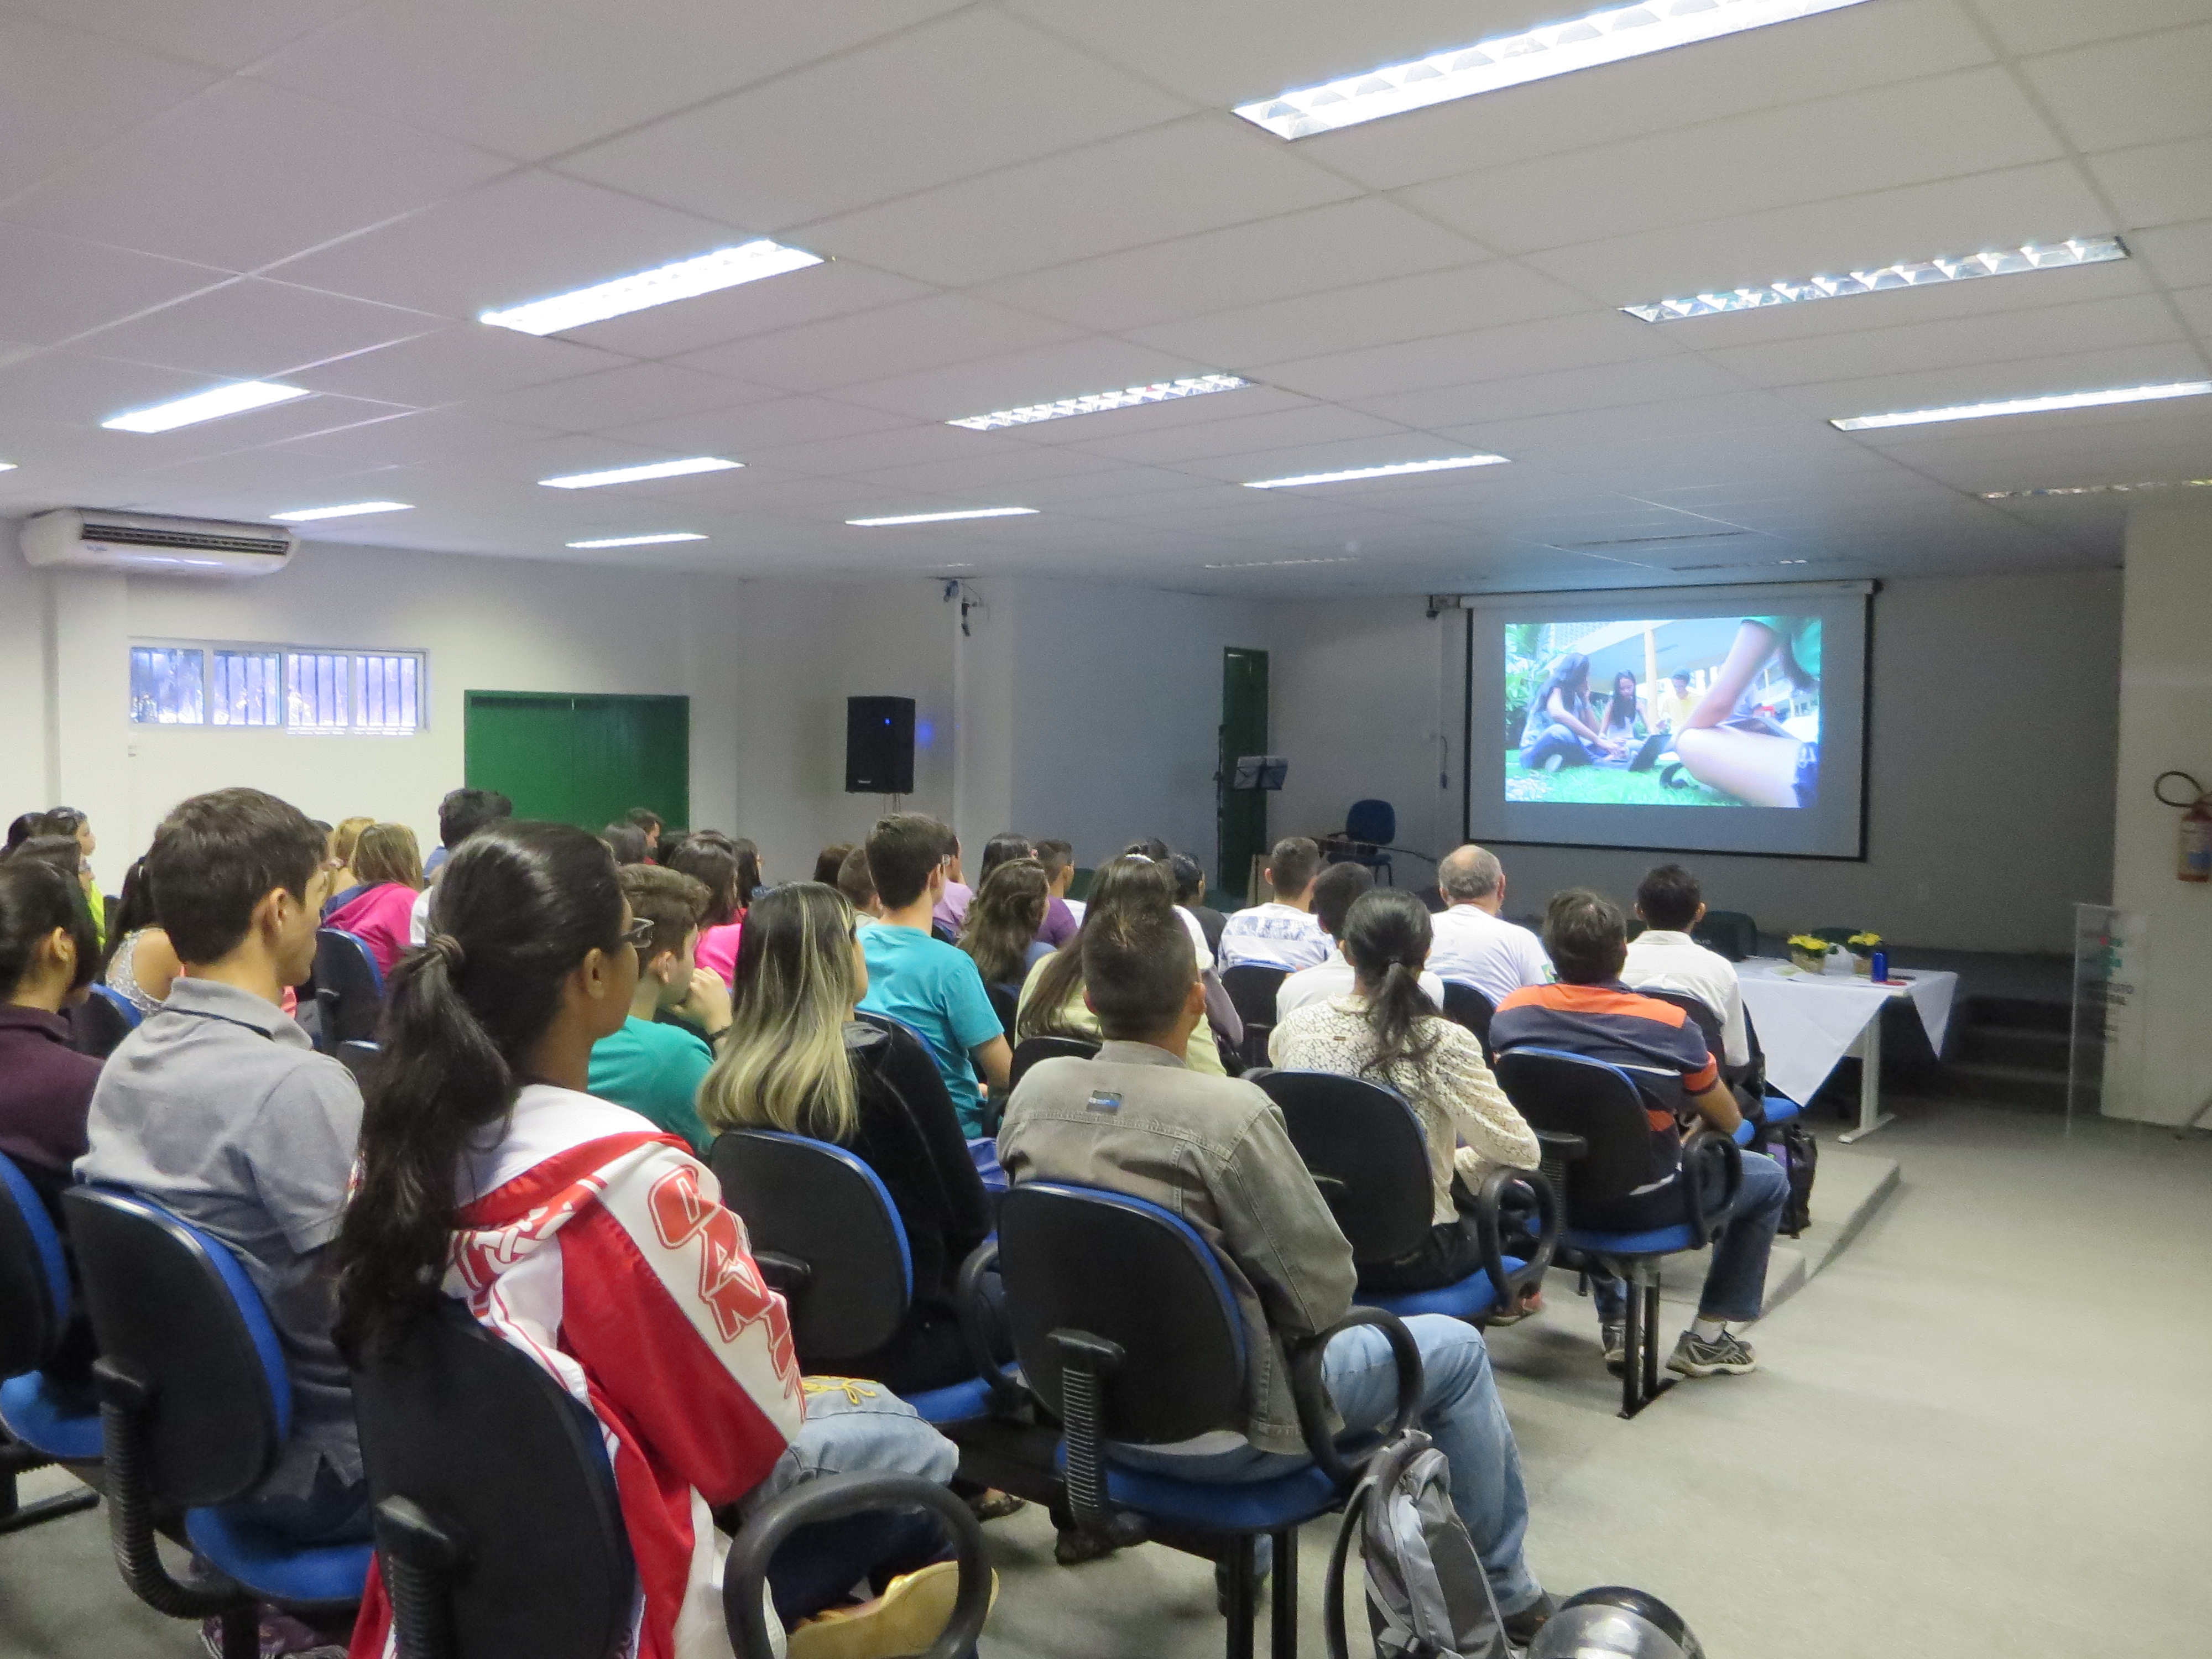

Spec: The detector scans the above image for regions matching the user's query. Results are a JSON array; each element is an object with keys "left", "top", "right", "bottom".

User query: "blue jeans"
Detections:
[
  {"left": 1110, "top": 1317, "right": 1542, "bottom": 1616},
  {"left": 1589, "top": 1149, "right": 1788, "bottom": 1326},
  {"left": 1520, "top": 723, "right": 1597, "bottom": 770}
]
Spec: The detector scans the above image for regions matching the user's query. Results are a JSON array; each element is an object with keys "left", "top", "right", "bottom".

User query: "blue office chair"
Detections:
[
  {"left": 1221, "top": 966, "right": 1287, "bottom": 1070},
  {"left": 0, "top": 1154, "right": 102, "bottom": 1531},
  {"left": 1253, "top": 1072, "right": 1555, "bottom": 1326},
  {"left": 997, "top": 1181, "right": 1422, "bottom": 1659},
  {"left": 711, "top": 1130, "right": 1006, "bottom": 1425},
  {"left": 335, "top": 1040, "right": 381, "bottom": 1084},
  {"left": 1491, "top": 1049, "right": 1743, "bottom": 1420},
  {"left": 1323, "top": 800, "right": 1397, "bottom": 885},
  {"left": 313, "top": 927, "right": 384, "bottom": 1053},
  {"left": 62, "top": 1186, "right": 372, "bottom": 1657},
  {"left": 1438, "top": 980, "right": 1496, "bottom": 1064},
  {"left": 71, "top": 983, "right": 143, "bottom": 1060},
  {"left": 1632, "top": 989, "right": 1803, "bottom": 1141}
]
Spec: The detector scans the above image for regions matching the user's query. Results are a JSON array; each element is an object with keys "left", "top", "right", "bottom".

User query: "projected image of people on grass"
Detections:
[{"left": 1504, "top": 615, "right": 1822, "bottom": 809}]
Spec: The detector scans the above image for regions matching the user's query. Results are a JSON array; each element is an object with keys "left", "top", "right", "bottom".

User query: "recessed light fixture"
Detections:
[
  {"left": 1235, "top": 0, "right": 1870, "bottom": 139},
  {"left": 1244, "top": 455, "right": 1509, "bottom": 489},
  {"left": 1832, "top": 380, "right": 2212, "bottom": 431},
  {"left": 1624, "top": 236, "right": 2127, "bottom": 322},
  {"left": 1980, "top": 478, "right": 2212, "bottom": 500},
  {"left": 948, "top": 374, "right": 1254, "bottom": 431},
  {"left": 0, "top": 462, "right": 15, "bottom": 473},
  {"left": 846, "top": 508, "right": 1039, "bottom": 527},
  {"left": 566, "top": 532, "right": 709, "bottom": 548},
  {"left": 1203, "top": 556, "right": 1364, "bottom": 569},
  {"left": 270, "top": 500, "right": 413, "bottom": 523},
  {"left": 539, "top": 457, "right": 742, "bottom": 489},
  {"left": 480, "top": 241, "right": 823, "bottom": 336},
  {"left": 102, "top": 381, "right": 311, "bottom": 433}
]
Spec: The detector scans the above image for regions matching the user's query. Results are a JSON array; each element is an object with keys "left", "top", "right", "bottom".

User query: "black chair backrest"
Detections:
[
  {"left": 0, "top": 1153, "right": 67, "bottom": 1378},
  {"left": 1691, "top": 910, "right": 1756, "bottom": 962},
  {"left": 1250, "top": 1072, "right": 1432, "bottom": 1265},
  {"left": 1631, "top": 988, "right": 1724, "bottom": 1065},
  {"left": 353, "top": 1298, "right": 633, "bottom": 1659},
  {"left": 1221, "top": 965, "right": 1288, "bottom": 1029},
  {"left": 1008, "top": 1035, "right": 1098, "bottom": 1088},
  {"left": 1492, "top": 1049, "right": 1668, "bottom": 1214},
  {"left": 336, "top": 1040, "right": 381, "bottom": 1083},
  {"left": 71, "top": 985, "right": 139, "bottom": 1058},
  {"left": 1439, "top": 980, "right": 1494, "bottom": 1044},
  {"left": 314, "top": 927, "right": 384, "bottom": 1049},
  {"left": 985, "top": 982, "right": 1019, "bottom": 1042},
  {"left": 1344, "top": 799, "right": 1395, "bottom": 847},
  {"left": 998, "top": 1182, "right": 1244, "bottom": 1446},
  {"left": 62, "top": 1186, "right": 283, "bottom": 1505},
  {"left": 710, "top": 1130, "right": 910, "bottom": 1364}
]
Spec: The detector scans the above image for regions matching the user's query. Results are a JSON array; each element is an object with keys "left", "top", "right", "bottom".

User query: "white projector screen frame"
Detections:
[{"left": 1462, "top": 581, "right": 1872, "bottom": 861}]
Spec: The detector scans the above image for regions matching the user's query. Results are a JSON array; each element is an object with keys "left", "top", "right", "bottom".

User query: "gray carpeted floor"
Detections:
[{"left": 6, "top": 1099, "right": 2201, "bottom": 1658}]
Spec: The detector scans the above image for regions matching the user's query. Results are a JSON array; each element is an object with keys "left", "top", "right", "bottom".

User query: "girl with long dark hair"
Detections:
[
  {"left": 1269, "top": 890, "right": 1539, "bottom": 1292},
  {"left": 957, "top": 858, "right": 1052, "bottom": 988},
  {"left": 1598, "top": 669, "right": 1646, "bottom": 742},
  {"left": 1518, "top": 651, "right": 1620, "bottom": 771},
  {"left": 334, "top": 823, "right": 957, "bottom": 1656},
  {"left": 100, "top": 857, "right": 181, "bottom": 1015}
]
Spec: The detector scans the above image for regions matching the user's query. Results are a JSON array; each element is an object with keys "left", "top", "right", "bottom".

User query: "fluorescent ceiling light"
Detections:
[
  {"left": 539, "top": 457, "right": 741, "bottom": 489},
  {"left": 1832, "top": 380, "right": 2212, "bottom": 431},
  {"left": 948, "top": 374, "right": 1253, "bottom": 431},
  {"left": 1980, "top": 478, "right": 2212, "bottom": 500},
  {"left": 1625, "top": 236, "right": 2127, "bottom": 322},
  {"left": 1244, "top": 455, "right": 1509, "bottom": 488},
  {"left": 1204, "top": 556, "right": 1363, "bottom": 569},
  {"left": 102, "top": 381, "right": 310, "bottom": 433},
  {"left": 481, "top": 240, "right": 822, "bottom": 335},
  {"left": 1235, "top": 0, "right": 1870, "bottom": 139},
  {"left": 270, "top": 500, "right": 413, "bottom": 523},
  {"left": 566, "top": 532, "right": 708, "bottom": 548},
  {"left": 0, "top": 462, "right": 15, "bottom": 473},
  {"left": 846, "top": 508, "right": 1038, "bottom": 527}
]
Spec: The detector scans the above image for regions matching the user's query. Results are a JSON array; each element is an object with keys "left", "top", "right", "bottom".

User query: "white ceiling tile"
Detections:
[
  {"left": 2168, "top": 283, "right": 2212, "bottom": 339},
  {"left": 1257, "top": 311, "right": 1678, "bottom": 404},
  {"left": 0, "top": 226, "right": 232, "bottom": 348},
  {"left": 556, "top": 9, "right": 1194, "bottom": 231},
  {"left": 2126, "top": 219, "right": 2212, "bottom": 289},
  {"left": 993, "top": 383, "right": 1318, "bottom": 447},
  {"left": 2084, "top": 136, "right": 2212, "bottom": 234},
  {"left": 1401, "top": 69, "right": 2063, "bottom": 255},
  {"left": 1065, "top": 403, "right": 1411, "bottom": 467},
  {"left": 1776, "top": 341, "right": 2212, "bottom": 424},
  {"left": 0, "top": 11, "right": 221, "bottom": 200},
  {"left": 249, "top": 0, "right": 970, "bottom": 160},
  {"left": 286, "top": 325, "right": 629, "bottom": 406},
  {"left": 851, "top": 446, "right": 1127, "bottom": 494},
  {"left": 740, "top": 422, "right": 996, "bottom": 479},
  {"left": 970, "top": 199, "right": 1486, "bottom": 332},
  {"left": 6, "top": 0, "right": 367, "bottom": 70},
  {"left": 2019, "top": 24, "right": 2212, "bottom": 153},
  {"left": 1353, "top": 355, "right": 1750, "bottom": 429},
  {"left": 460, "top": 361, "right": 779, "bottom": 433},
  {"left": 604, "top": 395, "right": 913, "bottom": 457},
  {"left": 827, "top": 337, "right": 1217, "bottom": 422},
  {"left": 549, "top": 261, "right": 933, "bottom": 362},
  {"left": 274, "top": 410, "right": 568, "bottom": 468},
  {"left": 673, "top": 294, "right": 1083, "bottom": 395},
  {"left": 1983, "top": 0, "right": 2212, "bottom": 55},
  {"left": 797, "top": 116, "right": 1361, "bottom": 288},
  {"left": 74, "top": 279, "right": 445, "bottom": 379},
  {"left": 2, "top": 80, "right": 511, "bottom": 272}
]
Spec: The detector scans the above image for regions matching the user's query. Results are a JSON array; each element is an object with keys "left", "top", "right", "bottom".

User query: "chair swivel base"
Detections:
[{"left": 0, "top": 1479, "right": 100, "bottom": 1535}]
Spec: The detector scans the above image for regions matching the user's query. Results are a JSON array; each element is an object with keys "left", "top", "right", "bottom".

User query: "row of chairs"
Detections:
[
  {"left": 66, "top": 927, "right": 387, "bottom": 1063},
  {"left": 1218, "top": 963, "right": 1496, "bottom": 1072}
]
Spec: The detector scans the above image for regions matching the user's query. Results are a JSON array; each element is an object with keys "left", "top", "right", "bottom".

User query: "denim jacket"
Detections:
[{"left": 997, "top": 1040, "right": 1356, "bottom": 1455}]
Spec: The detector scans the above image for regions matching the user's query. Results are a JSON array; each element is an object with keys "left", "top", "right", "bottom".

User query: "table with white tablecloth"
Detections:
[{"left": 1734, "top": 957, "right": 1959, "bottom": 1142}]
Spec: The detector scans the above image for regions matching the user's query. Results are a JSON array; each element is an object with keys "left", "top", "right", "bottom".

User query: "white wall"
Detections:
[
  {"left": 2109, "top": 505, "right": 2212, "bottom": 1124},
  {"left": 1264, "top": 570, "right": 2122, "bottom": 956}
]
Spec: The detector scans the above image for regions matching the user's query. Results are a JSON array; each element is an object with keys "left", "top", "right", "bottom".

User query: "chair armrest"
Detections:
[
  {"left": 953, "top": 1239, "right": 1024, "bottom": 1417},
  {"left": 1469, "top": 1167, "right": 1558, "bottom": 1310},
  {"left": 1046, "top": 1329, "right": 1146, "bottom": 1546},
  {"left": 1678, "top": 1126, "right": 1744, "bottom": 1248},
  {"left": 722, "top": 1473, "right": 992, "bottom": 1659},
  {"left": 753, "top": 1253, "right": 811, "bottom": 1297},
  {"left": 90, "top": 1358, "right": 245, "bottom": 1619},
  {"left": 1287, "top": 1307, "right": 1424, "bottom": 1494}
]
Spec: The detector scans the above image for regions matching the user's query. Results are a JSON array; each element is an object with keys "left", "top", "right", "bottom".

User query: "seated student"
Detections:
[
  {"left": 1426, "top": 845, "right": 1553, "bottom": 1009},
  {"left": 1171, "top": 853, "right": 1228, "bottom": 959},
  {"left": 11, "top": 827, "right": 106, "bottom": 950},
  {"left": 957, "top": 858, "right": 1053, "bottom": 992},
  {"left": 1275, "top": 863, "right": 1445, "bottom": 1020},
  {"left": 1272, "top": 890, "right": 1538, "bottom": 1293},
  {"left": 335, "top": 825, "right": 963, "bottom": 1655},
  {"left": 702, "top": 882, "right": 992, "bottom": 1395},
  {"left": 623, "top": 806, "right": 664, "bottom": 859},
  {"left": 930, "top": 832, "right": 972, "bottom": 936},
  {"left": 1018, "top": 856, "right": 1229, "bottom": 1076},
  {"left": 410, "top": 788, "right": 512, "bottom": 944},
  {"left": 100, "top": 857, "right": 181, "bottom": 1016},
  {"left": 1490, "top": 890, "right": 1787, "bottom": 1379},
  {"left": 601, "top": 821, "right": 651, "bottom": 866},
  {"left": 587, "top": 864, "right": 728, "bottom": 1155},
  {"left": 32, "top": 808, "right": 105, "bottom": 946},
  {"left": 1620, "top": 864, "right": 1750, "bottom": 1073},
  {"left": 1215, "top": 836, "right": 1330, "bottom": 972},
  {"left": 813, "top": 842, "right": 855, "bottom": 886},
  {"left": 0, "top": 858, "right": 105, "bottom": 1220},
  {"left": 837, "top": 844, "right": 883, "bottom": 922},
  {"left": 666, "top": 832, "right": 747, "bottom": 988},
  {"left": 323, "top": 822, "right": 425, "bottom": 978},
  {"left": 859, "top": 815, "right": 1011, "bottom": 1138},
  {"left": 1033, "top": 839, "right": 1081, "bottom": 946},
  {"left": 1649, "top": 670, "right": 1696, "bottom": 735},
  {"left": 323, "top": 816, "right": 374, "bottom": 907},
  {"left": 998, "top": 904, "right": 1555, "bottom": 1639},
  {"left": 79, "top": 789, "right": 368, "bottom": 1552}
]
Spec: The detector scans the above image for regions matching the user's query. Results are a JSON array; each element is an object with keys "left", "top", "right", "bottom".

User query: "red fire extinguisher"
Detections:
[{"left": 2157, "top": 771, "right": 2211, "bottom": 882}]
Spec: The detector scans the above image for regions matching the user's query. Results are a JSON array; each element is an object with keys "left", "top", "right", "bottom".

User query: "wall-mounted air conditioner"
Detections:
[{"left": 19, "top": 509, "right": 298, "bottom": 577}]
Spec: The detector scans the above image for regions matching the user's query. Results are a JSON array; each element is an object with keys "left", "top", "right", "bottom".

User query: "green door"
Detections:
[
  {"left": 1218, "top": 648, "right": 1269, "bottom": 902},
  {"left": 463, "top": 692, "right": 690, "bottom": 832}
]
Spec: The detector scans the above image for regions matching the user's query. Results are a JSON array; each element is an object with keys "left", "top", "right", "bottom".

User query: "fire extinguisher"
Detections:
[{"left": 2156, "top": 771, "right": 2211, "bottom": 882}]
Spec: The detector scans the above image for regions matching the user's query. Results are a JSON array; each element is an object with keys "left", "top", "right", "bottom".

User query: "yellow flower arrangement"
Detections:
[
  {"left": 1787, "top": 935, "right": 1832, "bottom": 954},
  {"left": 1847, "top": 931, "right": 1882, "bottom": 951}
]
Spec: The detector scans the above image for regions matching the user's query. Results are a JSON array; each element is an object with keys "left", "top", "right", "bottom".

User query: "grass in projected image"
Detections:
[{"left": 1504, "top": 758, "right": 1743, "bottom": 805}]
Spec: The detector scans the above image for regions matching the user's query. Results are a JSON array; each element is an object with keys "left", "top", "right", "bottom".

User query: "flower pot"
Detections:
[
  {"left": 1849, "top": 952, "right": 1874, "bottom": 977},
  {"left": 1790, "top": 949, "right": 1827, "bottom": 974}
]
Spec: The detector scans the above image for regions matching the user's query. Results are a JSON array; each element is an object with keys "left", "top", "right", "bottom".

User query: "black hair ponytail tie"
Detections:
[{"left": 427, "top": 932, "right": 467, "bottom": 972}]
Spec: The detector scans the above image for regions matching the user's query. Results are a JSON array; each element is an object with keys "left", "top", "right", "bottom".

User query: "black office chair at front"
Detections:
[
  {"left": 313, "top": 927, "right": 384, "bottom": 1053},
  {"left": 1220, "top": 966, "right": 1287, "bottom": 1069},
  {"left": 1008, "top": 1033, "right": 1100, "bottom": 1088},
  {"left": 997, "top": 1181, "right": 1422, "bottom": 1659},
  {"left": 1491, "top": 1049, "right": 1742, "bottom": 1420},
  {"left": 1438, "top": 980, "right": 1495, "bottom": 1062},
  {"left": 70, "top": 983, "right": 141, "bottom": 1059}
]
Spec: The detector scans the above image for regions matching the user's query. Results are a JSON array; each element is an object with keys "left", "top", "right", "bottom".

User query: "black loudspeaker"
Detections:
[{"left": 846, "top": 697, "right": 915, "bottom": 794}]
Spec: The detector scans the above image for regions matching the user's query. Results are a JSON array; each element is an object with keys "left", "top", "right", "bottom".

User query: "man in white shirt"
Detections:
[
  {"left": 1426, "top": 845, "right": 1553, "bottom": 1008},
  {"left": 1217, "top": 837, "right": 1331, "bottom": 972},
  {"left": 1620, "top": 863, "right": 1749, "bottom": 1068},
  {"left": 1277, "top": 863, "right": 1444, "bottom": 1019}
]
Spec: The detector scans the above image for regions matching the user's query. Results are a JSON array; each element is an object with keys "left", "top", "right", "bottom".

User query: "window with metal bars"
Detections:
[
  {"left": 211, "top": 650, "right": 283, "bottom": 727},
  {"left": 129, "top": 642, "right": 425, "bottom": 732},
  {"left": 129, "top": 646, "right": 205, "bottom": 725}
]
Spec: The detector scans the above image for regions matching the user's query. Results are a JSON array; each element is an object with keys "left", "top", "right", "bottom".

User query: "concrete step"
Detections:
[
  {"left": 1963, "top": 993, "right": 2069, "bottom": 1034},
  {"left": 1955, "top": 1024, "right": 2069, "bottom": 1072},
  {"left": 1925, "top": 1057, "right": 2070, "bottom": 1112}
]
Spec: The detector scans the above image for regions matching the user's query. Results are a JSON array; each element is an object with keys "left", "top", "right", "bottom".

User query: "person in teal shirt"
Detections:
[
  {"left": 855, "top": 815, "right": 1012, "bottom": 1136},
  {"left": 588, "top": 864, "right": 730, "bottom": 1155}
]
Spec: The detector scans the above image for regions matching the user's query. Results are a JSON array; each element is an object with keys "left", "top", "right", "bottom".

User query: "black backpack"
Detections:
[
  {"left": 1750, "top": 1114, "right": 1817, "bottom": 1238},
  {"left": 1326, "top": 1431, "right": 1509, "bottom": 1659}
]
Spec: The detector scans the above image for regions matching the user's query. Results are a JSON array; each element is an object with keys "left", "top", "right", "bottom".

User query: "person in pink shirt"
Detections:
[
  {"left": 664, "top": 832, "right": 755, "bottom": 987},
  {"left": 321, "top": 823, "right": 425, "bottom": 979}
]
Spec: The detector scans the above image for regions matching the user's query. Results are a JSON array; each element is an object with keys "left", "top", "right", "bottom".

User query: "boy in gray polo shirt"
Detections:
[{"left": 79, "top": 788, "right": 367, "bottom": 1543}]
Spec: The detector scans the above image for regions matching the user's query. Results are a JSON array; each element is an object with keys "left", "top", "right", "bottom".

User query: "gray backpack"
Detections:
[{"left": 1326, "top": 1431, "right": 1510, "bottom": 1659}]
